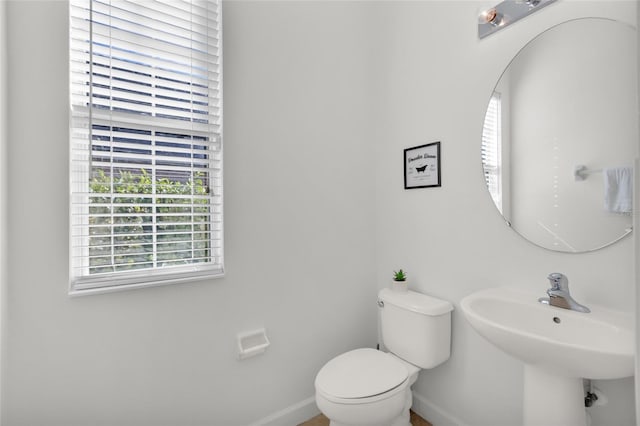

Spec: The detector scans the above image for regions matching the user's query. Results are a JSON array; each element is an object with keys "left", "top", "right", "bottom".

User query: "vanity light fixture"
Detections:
[
  {"left": 478, "top": 0, "right": 557, "bottom": 39},
  {"left": 482, "top": 9, "right": 504, "bottom": 27},
  {"left": 524, "top": 0, "right": 542, "bottom": 7}
]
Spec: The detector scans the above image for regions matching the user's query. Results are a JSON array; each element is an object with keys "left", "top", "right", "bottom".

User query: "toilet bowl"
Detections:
[
  {"left": 315, "top": 348, "right": 420, "bottom": 426},
  {"left": 314, "top": 289, "right": 453, "bottom": 426}
]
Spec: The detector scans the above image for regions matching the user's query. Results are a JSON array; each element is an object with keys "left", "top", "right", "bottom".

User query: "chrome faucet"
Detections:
[{"left": 538, "top": 273, "right": 590, "bottom": 313}]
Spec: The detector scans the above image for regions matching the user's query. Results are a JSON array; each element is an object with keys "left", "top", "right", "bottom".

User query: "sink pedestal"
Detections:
[{"left": 523, "top": 365, "right": 586, "bottom": 426}]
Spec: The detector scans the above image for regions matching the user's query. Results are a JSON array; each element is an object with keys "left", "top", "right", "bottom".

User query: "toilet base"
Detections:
[
  {"left": 326, "top": 387, "right": 412, "bottom": 426},
  {"left": 329, "top": 411, "right": 410, "bottom": 426}
]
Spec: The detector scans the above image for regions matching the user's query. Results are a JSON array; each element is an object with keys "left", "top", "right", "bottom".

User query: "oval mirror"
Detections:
[{"left": 481, "top": 18, "right": 637, "bottom": 253}]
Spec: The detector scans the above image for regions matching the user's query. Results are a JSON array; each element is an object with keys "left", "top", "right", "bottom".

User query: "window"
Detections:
[
  {"left": 70, "top": 0, "right": 223, "bottom": 295},
  {"left": 481, "top": 92, "right": 502, "bottom": 214}
]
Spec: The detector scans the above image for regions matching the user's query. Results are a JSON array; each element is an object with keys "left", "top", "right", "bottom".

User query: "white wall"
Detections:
[
  {"left": 3, "top": 2, "right": 377, "bottom": 425},
  {"left": 2, "top": 1, "right": 637, "bottom": 426},
  {"left": 373, "top": 1, "right": 636, "bottom": 425},
  {"left": 633, "top": 0, "right": 640, "bottom": 426},
  {"left": 0, "top": 0, "right": 6, "bottom": 422}
]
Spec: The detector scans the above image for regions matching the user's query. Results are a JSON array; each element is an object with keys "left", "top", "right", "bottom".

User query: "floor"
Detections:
[{"left": 298, "top": 410, "right": 432, "bottom": 426}]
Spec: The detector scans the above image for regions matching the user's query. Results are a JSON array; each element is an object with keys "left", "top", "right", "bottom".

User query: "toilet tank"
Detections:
[{"left": 378, "top": 288, "right": 453, "bottom": 369}]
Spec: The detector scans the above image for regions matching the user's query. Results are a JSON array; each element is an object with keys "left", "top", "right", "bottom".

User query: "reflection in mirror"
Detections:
[{"left": 482, "top": 18, "right": 637, "bottom": 253}]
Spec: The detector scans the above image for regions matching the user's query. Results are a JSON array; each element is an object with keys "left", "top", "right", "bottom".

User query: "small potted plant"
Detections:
[{"left": 392, "top": 269, "right": 408, "bottom": 292}]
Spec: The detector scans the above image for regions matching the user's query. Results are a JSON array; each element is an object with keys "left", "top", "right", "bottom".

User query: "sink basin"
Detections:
[
  {"left": 461, "top": 287, "right": 634, "bottom": 426},
  {"left": 460, "top": 287, "right": 634, "bottom": 379}
]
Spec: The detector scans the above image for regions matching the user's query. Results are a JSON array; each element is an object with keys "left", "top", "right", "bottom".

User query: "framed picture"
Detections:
[{"left": 404, "top": 141, "right": 441, "bottom": 189}]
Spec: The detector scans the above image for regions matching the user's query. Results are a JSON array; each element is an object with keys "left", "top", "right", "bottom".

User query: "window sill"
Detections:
[{"left": 69, "top": 267, "right": 224, "bottom": 297}]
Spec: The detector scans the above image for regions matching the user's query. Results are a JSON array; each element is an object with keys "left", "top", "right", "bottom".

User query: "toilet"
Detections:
[{"left": 314, "top": 288, "right": 453, "bottom": 426}]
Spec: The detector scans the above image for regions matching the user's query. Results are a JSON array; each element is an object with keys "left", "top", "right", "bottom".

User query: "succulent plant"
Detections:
[{"left": 393, "top": 269, "right": 407, "bottom": 281}]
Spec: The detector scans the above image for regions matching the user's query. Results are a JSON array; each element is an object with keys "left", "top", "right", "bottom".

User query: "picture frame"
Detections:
[{"left": 404, "top": 141, "right": 441, "bottom": 189}]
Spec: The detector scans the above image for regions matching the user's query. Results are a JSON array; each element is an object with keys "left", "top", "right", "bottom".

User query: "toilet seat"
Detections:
[{"left": 315, "top": 348, "right": 409, "bottom": 404}]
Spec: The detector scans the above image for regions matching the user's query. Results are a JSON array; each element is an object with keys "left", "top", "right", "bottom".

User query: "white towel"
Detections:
[{"left": 604, "top": 167, "right": 633, "bottom": 214}]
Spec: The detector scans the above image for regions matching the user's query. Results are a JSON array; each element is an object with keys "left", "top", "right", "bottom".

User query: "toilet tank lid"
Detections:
[{"left": 379, "top": 288, "right": 453, "bottom": 316}]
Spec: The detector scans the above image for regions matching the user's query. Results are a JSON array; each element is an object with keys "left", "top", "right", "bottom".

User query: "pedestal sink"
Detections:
[{"left": 460, "top": 287, "right": 634, "bottom": 426}]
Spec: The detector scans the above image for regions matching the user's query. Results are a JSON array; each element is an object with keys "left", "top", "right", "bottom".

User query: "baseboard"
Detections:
[
  {"left": 247, "top": 396, "right": 319, "bottom": 426},
  {"left": 412, "top": 392, "right": 469, "bottom": 426},
  {"left": 246, "top": 392, "right": 462, "bottom": 426}
]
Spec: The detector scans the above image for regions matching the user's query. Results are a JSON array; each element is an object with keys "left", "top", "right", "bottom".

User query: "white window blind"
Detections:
[
  {"left": 481, "top": 92, "right": 502, "bottom": 214},
  {"left": 70, "top": 0, "right": 223, "bottom": 294}
]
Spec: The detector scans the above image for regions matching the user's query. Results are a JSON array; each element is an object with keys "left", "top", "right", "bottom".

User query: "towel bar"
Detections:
[{"left": 574, "top": 165, "right": 602, "bottom": 181}]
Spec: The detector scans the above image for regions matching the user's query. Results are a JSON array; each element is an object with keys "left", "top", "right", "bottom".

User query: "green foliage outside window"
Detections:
[{"left": 89, "top": 169, "right": 211, "bottom": 274}]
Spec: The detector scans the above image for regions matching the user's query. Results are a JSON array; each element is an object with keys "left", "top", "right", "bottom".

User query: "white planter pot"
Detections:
[{"left": 391, "top": 280, "right": 408, "bottom": 292}]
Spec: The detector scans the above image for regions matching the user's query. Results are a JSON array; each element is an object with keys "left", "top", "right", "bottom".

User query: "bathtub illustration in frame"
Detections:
[{"left": 404, "top": 141, "right": 441, "bottom": 189}]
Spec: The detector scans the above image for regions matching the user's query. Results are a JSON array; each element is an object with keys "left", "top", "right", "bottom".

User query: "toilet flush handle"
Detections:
[{"left": 377, "top": 300, "right": 384, "bottom": 308}]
